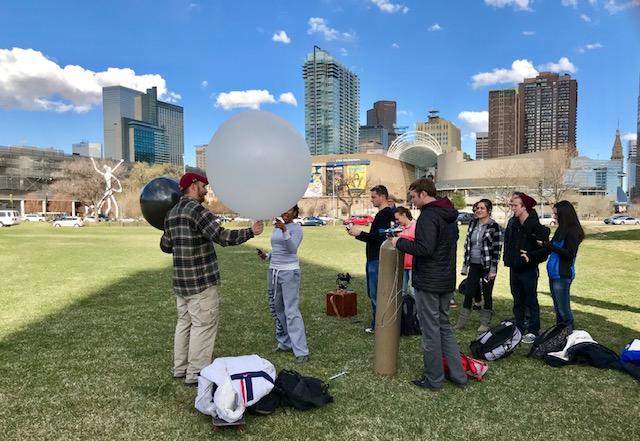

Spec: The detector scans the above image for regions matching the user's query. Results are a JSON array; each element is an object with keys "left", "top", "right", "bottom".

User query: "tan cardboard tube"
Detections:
[{"left": 374, "top": 239, "right": 404, "bottom": 376}]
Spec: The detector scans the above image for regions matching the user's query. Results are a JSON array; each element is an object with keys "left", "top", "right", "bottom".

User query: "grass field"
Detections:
[{"left": 1, "top": 221, "right": 639, "bottom": 441}]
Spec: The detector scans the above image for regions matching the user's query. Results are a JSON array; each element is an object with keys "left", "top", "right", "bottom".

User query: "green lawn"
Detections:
[{"left": 1, "top": 221, "right": 639, "bottom": 440}]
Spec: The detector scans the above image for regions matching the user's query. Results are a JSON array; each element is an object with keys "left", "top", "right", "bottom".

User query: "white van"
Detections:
[{"left": 0, "top": 210, "right": 21, "bottom": 227}]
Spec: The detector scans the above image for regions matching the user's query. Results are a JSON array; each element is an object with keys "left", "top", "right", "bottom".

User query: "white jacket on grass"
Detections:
[{"left": 195, "top": 354, "right": 276, "bottom": 421}]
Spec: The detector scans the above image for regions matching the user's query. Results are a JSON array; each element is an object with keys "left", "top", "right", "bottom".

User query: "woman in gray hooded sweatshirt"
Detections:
[{"left": 257, "top": 205, "right": 309, "bottom": 363}]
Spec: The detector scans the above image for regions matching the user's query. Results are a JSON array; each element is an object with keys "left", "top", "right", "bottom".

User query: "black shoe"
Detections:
[
  {"left": 273, "top": 346, "right": 293, "bottom": 353},
  {"left": 411, "top": 378, "right": 441, "bottom": 391},
  {"left": 185, "top": 380, "right": 198, "bottom": 387}
]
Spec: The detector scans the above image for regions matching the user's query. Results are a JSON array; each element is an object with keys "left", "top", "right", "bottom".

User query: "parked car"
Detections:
[
  {"left": 611, "top": 216, "right": 640, "bottom": 225},
  {"left": 22, "top": 213, "right": 46, "bottom": 222},
  {"left": 343, "top": 214, "right": 374, "bottom": 226},
  {"left": 299, "top": 216, "right": 326, "bottom": 226},
  {"left": 456, "top": 212, "right": 474, "bottom": 225},
  {"left": 604, "top": 214, "right": 628, "bottom": 224},
  {"left": 0, "top": 210, "right": 21, "bottom": 227},
  {"left": 52, "top": 216, "right": 84, "bottom": 228},
  {"left": 539, "top": 213, "right": 557, "bottom": 226},
  {"left": 83, "top": 215, "right": 99, "bottom": 223}
]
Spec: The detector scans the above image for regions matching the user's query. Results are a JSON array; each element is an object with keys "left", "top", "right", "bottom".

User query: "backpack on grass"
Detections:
[
  {"left": 400, "top": 295, "right": 421, "bottom": 336},
  {"left": 276, "top": 370, "right": 333, "bottom": 411},
  {"left": 527, "top": 323, "right": 572, "bottom": 359},
  {"left": 443, "top": 353, "right": 489, "bottom": 381},
  {"left": 470, "top": 319, "right": 522, "bottom": 361}
]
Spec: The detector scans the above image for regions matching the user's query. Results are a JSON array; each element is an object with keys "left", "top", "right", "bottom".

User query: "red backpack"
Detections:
[{"left": 443, "top": 353, "right": 489, "bottom": 381}]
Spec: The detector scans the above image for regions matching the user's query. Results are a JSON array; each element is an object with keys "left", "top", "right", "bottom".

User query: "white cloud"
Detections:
[
  {"left": 371, "top": 0, "right": 409, "bottom": 14},
  {"left": 398, "top": 110, "right": 413, "bottom": 116},
  {"left": 165, "top": 92, "right": 182, "bottom": 104},
  {"left": 429, "top": 23, "right": 443, "bottom": 31},
  {"left": 200, "top": 80, "right": 208, "bottom": 88},
  {"left": 484, "top": 0, "right": 532, "bottom": 11},
  {"left": 215, "top": 90, "right": 275, "bottom": 110},
  {"left": 458, "top": 111, "right": 489, "bottom": 133},
  {"left": 472, "top": 59, "right": 539, "bottom": 88},
  {"left": 580, "top": 13, "right": 592, "bottom": 21},
  {"left": 272, "top": 30, "right": 291, "bottom": 44},
  {"left": 538, "top": 57, "right": 577, "bottom": 73},
  {"left": 215, "top": 89, "right": 297, "bottom": 110},
  {"left": 0, "top": 47, "right": 177, "bottom": 113},
  {"left": 391, "top": 42, "right": 400, "bottom": 48},
  {"left": 307, "top": 17, "right": 352, "bottom": 41},
  {"left": 578, "top": 42, "right": 603, "bottom": 53},
  {"left": 278, "top": 92, "right": 298, "bottom": 106},
  {"left": 522, "top": 30, "right": 535, "bottom": 36},
  {"left": 339, "top": 47, "right": 349, "bottom": 56},
  {"left": 604, "top": 0, "right": 640, "bottom": 14},
  {"left": 561, "top": 0, "right": 578, "bottom": 7},
  {"left": 623, "top": 132, "right": 637, "bottom": 142}
]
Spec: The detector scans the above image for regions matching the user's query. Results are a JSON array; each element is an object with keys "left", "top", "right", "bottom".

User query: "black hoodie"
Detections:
[
  {"left": 396, "top": 198, "right": 458, "bottom": 294},
  {"left": 503, "top": 210, "right": 550, "bottom": 271}
]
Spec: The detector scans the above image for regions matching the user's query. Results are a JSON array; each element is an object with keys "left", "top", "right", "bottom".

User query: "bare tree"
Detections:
[
  {"left": 540, "top": 150, "right": 572, "bottom": 206},
  {"left": 490, "top": 162, "right": 518, "bottom": 226},
  {"left": 335, "top": 174, "right": 370, "bottom": 218}
]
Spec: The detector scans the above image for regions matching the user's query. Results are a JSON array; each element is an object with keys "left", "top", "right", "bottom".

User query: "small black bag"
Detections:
[
  {"left": 400, "top": 295, "right": 421, "bottom": 336},
  {"left": 276, "top": 370, "right": 333, "bottom": 411},
  {"left": 246, "top": 388, "right": 282, "bottom": 416},
  {"left": 528, "top": 323, "right": 572, "bottom": 359}
]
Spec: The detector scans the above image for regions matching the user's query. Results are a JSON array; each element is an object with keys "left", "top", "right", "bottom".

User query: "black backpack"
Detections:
[
  {"left": 246, "top": 388, "right": 282, "bottom": 416},
  {"left": 275, "top": 370, "right": 333, "bottom": 411},
  {"left": 400, "top": 295, "right": 421, "bottom": 336},
  {"left": 470, "top": 319, "right": 522, "bottom": 361},
  {"left": 527, "top": 323, "right": 572, "bottom": 359}
]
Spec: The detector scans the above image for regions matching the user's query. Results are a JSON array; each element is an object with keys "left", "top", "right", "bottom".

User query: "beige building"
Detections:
[
  {"left": 475, "top": 132, "right": 489, "bottom": 160},
  {"left": 195, "top": 144, "right": 207, "bottom": 170},
  {"left": 299, "top": 152, "right": 415, "bottom": 217},
  {"left": 415, "top": 111, "right": 461, "bottom": 153}
]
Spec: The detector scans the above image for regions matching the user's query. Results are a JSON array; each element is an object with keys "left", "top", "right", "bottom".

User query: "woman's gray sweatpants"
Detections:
[{"left": 267, "top": 269, "right": 309, "bottom": 357}]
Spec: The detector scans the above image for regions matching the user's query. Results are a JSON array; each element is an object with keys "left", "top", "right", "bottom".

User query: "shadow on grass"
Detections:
[
  {"left": 1, "top": 243, "right": 639, "bottom": 440},
  {"left": 539, "top": 289, "right": 640, "bottom": 315},
  {"left": 585, "top": 228, "right": 640, "bottom": 241}
]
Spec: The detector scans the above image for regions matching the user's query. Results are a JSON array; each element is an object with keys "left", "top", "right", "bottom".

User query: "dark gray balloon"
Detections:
[{"left": 140, "top": 177, "right": 181, "bottom": 230}]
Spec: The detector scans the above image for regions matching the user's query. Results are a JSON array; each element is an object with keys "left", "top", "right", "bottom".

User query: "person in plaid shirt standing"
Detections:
[{"left": 160, "top": 172, "right": 264, "bottom": 386}]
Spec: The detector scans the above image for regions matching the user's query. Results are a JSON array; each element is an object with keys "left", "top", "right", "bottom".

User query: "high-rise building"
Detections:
[
  {"left": 358, "top": 126, "right": 388, "bottom": 151},
  {"left": 488, "top": 89, "right": 519, "bottom": 158},
  {"left": 627, "top": 139, "right": 637, "bottom": 198},
  {"left": 415, "top": 111, "right": 461, "bottom": 153},
  {"left": 366, "top": 100, "right": 396, "bottom": 145},
  {"left": 195, "top": 144, "right": 207, "bottom": 170},
  {"left": 102, "top": 86, "right": 184, "bottom": 165},
  {"left": 303, "top": 46, "right": 360, "bottom": 155},
  {"left": 518, "top": 72, "right": 578, "bottom": 156},
  {"left": 611, "top": 129, "right": 624, "bottom": 160},
  {"left": 475, "top": 132, "right": 489, "bottom": 160},
  {"left": 634, "top": 76, "right": 640, "bottom": 199},
  {"left": 72, "top": 141, "right": 102, "bottom": 159}
]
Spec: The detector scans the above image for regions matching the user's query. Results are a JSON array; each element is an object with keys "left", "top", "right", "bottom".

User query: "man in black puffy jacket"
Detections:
[{"left": 392, "top": 178, "right": 467, "bottom": 391}]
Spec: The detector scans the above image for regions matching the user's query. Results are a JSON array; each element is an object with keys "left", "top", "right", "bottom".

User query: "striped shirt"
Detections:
[{"left": 160, "top": 197, "right": 254, "bottom": 296}]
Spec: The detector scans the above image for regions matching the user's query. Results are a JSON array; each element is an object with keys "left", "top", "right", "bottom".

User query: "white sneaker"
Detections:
[
  {"left": 522, "top": 333, "right": 536, "bottom": 344},
  {"left": 364, "top": 327, "right": 374, "bottom": 334}
]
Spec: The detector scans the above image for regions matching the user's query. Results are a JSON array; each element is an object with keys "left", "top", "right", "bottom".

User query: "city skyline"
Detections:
[{"left": 1, "top": 0, "right": 639, "bottom": 166}]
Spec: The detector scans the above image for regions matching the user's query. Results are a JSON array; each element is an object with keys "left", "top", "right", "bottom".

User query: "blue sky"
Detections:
[{"left": 1, "top": 0, "right": 640, "bottom": 165}]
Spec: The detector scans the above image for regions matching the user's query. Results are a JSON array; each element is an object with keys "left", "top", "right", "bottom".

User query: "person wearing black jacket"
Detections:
[
  {"left": 391, "top": 178, "right": 467, "bottom": 391},
  {"left": 503, "top": 192, "right": 550, "bottom": 344},
  {"left": 347, "top": 185, "right": 395, "bottom": 333},
  {"left": 538, "top": 200, "right": 584, "bottom": 329}
]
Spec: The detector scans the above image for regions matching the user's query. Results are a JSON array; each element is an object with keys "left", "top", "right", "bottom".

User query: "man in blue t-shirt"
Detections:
[{"left": 347, "top": 185, "right": 396, "bottom": 333}]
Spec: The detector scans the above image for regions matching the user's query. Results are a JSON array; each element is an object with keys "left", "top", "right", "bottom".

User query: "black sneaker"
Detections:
[{"left": 411, "top": 378, "right": 442, "bottom": 391}]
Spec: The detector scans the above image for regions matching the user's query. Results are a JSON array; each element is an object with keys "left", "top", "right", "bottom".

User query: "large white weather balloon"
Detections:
[{"left": 206, "top": 110, "right": 312, "bottom": 219}]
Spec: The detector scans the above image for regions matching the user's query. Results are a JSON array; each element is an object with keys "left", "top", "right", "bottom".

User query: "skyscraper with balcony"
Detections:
[
  {"left": 488, "top": 89, "right": 519, "bottom": 158},
  {"left": 303, "top": 47, "right": 359, "bottom": 155},
  {"left": 518, "top": 72, "right": 577, "bottom": 156},
  {"left": 102, "top": 86, "right": 184, "bottom": 165}
]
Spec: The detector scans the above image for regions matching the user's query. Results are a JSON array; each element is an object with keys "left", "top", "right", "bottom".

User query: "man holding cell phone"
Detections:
[{"left": 346, "top": 185, "right": 395, "bottom": 334}]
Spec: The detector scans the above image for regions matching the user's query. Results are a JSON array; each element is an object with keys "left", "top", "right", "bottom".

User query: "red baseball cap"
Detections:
[{"left": 179, "top": 172, "right": 209, "bottom": 191}]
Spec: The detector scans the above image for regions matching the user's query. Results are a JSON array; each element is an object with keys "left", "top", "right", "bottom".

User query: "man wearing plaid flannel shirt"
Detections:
[{"left": 160, "top": 172, "right": 264, "bottom": 386}]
